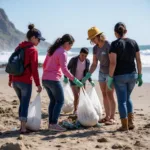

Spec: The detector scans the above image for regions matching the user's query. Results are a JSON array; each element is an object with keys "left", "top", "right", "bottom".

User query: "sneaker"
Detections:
[{"left": 49, "top": 124, "right": 66, "bottom": 132}]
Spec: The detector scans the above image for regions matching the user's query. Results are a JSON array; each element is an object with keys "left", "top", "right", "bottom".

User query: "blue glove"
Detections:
[
  {"left": 81, "top": 72, "right": 91, "bottom": 83},
  {"left": 107, "top": 76, "right": 113, "bottom": 90},
  {"left": 136, "top": 74, "right": 143, "bottom": 87},
  {"left": 63, "top": 77, "right": 68, "bottom": 84},
  {"left": 73, "top": 78, "right": 83, "bottom": 87},
  {"left": 90, "top": 81, "right": 95, "bottom": 87}
]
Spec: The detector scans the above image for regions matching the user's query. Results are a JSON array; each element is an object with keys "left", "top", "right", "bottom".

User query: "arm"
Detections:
[
  {"left": 135, "top": 52, "right": 142, "bottom": 74},
  {"left": 87, "top": 60, "right": 92, "bottom": 82},
  {"left": 30, "top": 50, "right": 40, "bottom": 86},
  {"left": 135, "top": 52, "right": 142, "bottom": 75},
  {"left": 9, "top": 74, "right": 12, "bottom": 82},
  {"left": 107, "top": 52, "right": 117, "bottom": 90},
  {"left": 43, "top": 55, "right": 48, "bottom": 70},
  {"left": 59, "top": 52, "right": 74, "bottom": 81},
  {"left": 135, "top": 51, "right": 143, "bottom": 86},
  {"left": 89, "top": 55, "right": 98, "bottom": 74},
  {"left": 109, "top": 53, "right": 117, "bottom": 77},
  {"left": 8, "top": 74, "right": 13, "bottom": 87}
]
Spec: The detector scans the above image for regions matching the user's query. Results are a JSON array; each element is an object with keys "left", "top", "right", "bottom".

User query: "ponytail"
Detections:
[{"left": 48, "top": 34, "right": 74, "bottom": 56}]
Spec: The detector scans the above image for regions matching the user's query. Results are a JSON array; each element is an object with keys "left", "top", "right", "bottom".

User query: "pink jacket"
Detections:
[{"left": 42, "top": 47, "right": 74, "bottom": 81}]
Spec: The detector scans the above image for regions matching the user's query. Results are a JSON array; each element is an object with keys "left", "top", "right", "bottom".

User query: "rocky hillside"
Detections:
[{"left": 0, "top": 8, "right": 49, "bottom": 50}]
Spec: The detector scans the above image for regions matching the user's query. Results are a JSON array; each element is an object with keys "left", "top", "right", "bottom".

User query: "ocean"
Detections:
[{"left": 0, "top": 45, "right": 150, "bottom": 83}]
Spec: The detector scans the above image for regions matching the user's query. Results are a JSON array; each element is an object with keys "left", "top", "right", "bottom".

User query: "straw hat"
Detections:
[{"left": 87, "top": 26, "right": 103, "bottom": 40}]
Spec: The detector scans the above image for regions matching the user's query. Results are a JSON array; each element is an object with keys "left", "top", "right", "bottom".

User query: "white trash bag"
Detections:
[
  {"left": 88, "top": 87, "right": 103, "bottom": 121},
  {"left": 77, "top": 87, "right": 99, "bottom": 127},
  {"left": 62, "top": 83, "right": 74, "bottom": 113},
  {"left": 26, "top": 94, "right": 41, "bottom": 131}
]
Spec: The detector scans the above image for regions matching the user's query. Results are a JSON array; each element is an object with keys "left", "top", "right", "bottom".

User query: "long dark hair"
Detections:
[{"left": 48, "top": 34, "right": 75, "bottom": 56}]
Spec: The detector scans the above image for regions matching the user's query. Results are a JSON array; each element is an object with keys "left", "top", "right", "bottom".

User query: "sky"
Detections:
[{"left": 0, "top": 0, "right": 150, "bottom": 47}]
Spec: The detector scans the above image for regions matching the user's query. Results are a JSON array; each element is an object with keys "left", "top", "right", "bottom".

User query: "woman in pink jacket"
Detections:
[{"left": 42, "top": 34, "right": 83, "bottom": 132}]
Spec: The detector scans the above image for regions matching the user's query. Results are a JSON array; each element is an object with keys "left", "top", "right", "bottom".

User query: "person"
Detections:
[
  {"left": 42, "top": 34, "right": 83, "bottom": 132},
  {"left": 63, "top": 47, "right": 95, "bottom": 114},
  {"left": 82, "top": 27, "right": 116, "bottom": 125},
  {"left": 107, "top": 22, "right": 143, "bottom": 131},
  {"left": 8, "top": 24, "right": 44, "bottom": 134}
]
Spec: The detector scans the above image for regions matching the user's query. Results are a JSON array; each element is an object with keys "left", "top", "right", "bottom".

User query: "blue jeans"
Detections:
[
  {"left": 114, "top": 73, "right": 138, "bottom": 119},
  {"left": 42, "top": 80, "right": 64, "bottom": 124},
  {"left": 13, "top": 82, "right": 32, "bottom": 122}
]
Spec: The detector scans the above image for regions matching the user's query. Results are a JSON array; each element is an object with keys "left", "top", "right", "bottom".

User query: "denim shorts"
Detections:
[{"left": 98, "top": 71, "right": 109, "bottom": 83}]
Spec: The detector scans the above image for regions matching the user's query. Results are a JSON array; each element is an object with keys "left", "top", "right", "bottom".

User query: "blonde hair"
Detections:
[{"left": 98, "top": 33, "right": 106, "bottom": 42}]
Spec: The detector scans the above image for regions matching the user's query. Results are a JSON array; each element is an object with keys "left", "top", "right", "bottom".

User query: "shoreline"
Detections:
[
  {"left": 1, "top": 65, "right": 150, "bottom": 83},
  {"left": 0, "top": 63, "right": 43, "bottom": 68}
]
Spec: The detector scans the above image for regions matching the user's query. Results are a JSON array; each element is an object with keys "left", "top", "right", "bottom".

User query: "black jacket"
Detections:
[{"left": 64, "top": 55, "right": 92, "bottom": 82}]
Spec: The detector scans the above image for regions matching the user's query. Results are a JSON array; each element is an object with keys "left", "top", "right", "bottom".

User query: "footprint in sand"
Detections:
[
  {"left": 95, "top": 145, "right": 103, "bottom": 149},
  {"left": 55, "top": 145, "right": 62, "bottom": 148},
  {"left": 134, "top": 141, "right": 146, "bottom": 148},
  {"left": 12, "top": 100, "right": 18, "bottom": 105},
  {"left": 97, "top": 137, "right": 109, "bottom": 143},
  {"left": 0, "top": 142, "right": 26, "bottom": 150},
  {"left": 144, "top": 123, "right": 150, "bottom": 128},
  {"left": 112, "top": 143, "right": 123, "bottom": 149},
  {"left": 136, "top": 114, "right": 144, "bottom": 116}
]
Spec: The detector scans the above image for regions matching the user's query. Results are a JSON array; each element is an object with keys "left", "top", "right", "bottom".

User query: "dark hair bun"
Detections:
[
  {"left": 118, "top": 26, "right": 124, "bottom": 31},
  {"left": 28, "top": 24, "right": 35, "bottom": 30}
]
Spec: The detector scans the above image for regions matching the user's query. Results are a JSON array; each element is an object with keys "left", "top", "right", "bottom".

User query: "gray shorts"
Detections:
[{"left": 98, "top": 71, "right": 109, "bottom": 83}]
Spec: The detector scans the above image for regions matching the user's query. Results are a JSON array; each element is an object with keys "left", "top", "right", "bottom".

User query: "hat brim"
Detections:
[
  {"left": 38, "top": 37, "right": 45, "bottom": 41},
  {"left": 87, "top": 32, "right": 103, "bottom": 40}
]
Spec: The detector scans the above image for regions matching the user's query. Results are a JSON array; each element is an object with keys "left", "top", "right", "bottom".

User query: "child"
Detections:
[
  {"left": 63, "top": 47, "right": 94, "bottom": 114},
  {"left": 42, "top": 34, "right": 83, "bottom": 132}
]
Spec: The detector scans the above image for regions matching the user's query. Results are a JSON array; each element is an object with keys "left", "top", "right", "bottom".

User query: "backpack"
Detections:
[{"left": 5, "top": 46, "right": 32, "bottom": 76}]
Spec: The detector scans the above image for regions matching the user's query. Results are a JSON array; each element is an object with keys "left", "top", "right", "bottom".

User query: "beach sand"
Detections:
[{"left": 0, "top": 75, "right": 150, "bottom": 150}]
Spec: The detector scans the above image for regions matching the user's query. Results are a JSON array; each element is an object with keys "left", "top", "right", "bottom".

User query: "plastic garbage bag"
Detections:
[
  {"left": 77, "top": 87, "right": 99, "bottom": 127},
  {"left": 62, "top": 83, "right": 74, "bottom": 113},
  {"left": 26, "top": 94, "right": 41, "bottom": 131},
  {"left": 88, "top": 87, "right": 103, "bottom": 121}
]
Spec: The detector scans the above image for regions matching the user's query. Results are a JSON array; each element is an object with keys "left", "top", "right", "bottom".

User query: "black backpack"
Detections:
[{"left": 5, "top": 46, "right": 32, "bottom": 76}]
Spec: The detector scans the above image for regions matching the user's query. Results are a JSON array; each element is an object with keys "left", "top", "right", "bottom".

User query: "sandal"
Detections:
[
  {"left": 99, "top": 117, "right": 109, "bottom": 123},
  {"left": 105, "top": 119, "right": 116, "bottom": 125}
]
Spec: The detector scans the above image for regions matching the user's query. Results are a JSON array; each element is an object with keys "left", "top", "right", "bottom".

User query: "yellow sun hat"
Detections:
[{"left": 87, "top": 26, "right": 103, "bottom": 40}]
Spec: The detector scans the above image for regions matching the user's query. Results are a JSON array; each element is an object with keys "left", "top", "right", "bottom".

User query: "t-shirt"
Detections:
[
  {"left": 75, "top": 59, "right": 86, "bottom": 80},
  {"left": 109, "top": 38, "right": 140, "bottom": 76},
  {"left": 93, "top": 41, "right": 110, "bottom": 74}
]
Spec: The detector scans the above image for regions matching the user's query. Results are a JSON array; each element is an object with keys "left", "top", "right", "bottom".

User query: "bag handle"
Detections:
[{"left": 81, "top": 87, "right": 86, "bottom": 95}]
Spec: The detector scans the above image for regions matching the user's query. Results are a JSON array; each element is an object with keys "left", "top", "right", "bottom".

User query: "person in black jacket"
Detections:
[{"left": 63, "top": 47, "right": 94, "bottom": 114}]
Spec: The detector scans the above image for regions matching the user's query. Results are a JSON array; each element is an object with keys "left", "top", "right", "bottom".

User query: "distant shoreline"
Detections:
[{"left": 0, "top": 63, "right": 43, "bottom": 68}]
